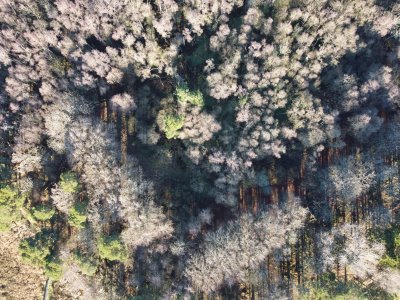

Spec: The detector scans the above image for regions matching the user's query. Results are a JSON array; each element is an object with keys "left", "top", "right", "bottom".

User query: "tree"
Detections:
[
  {"left": 119, "top": 158, "right": 173, "bottom": 249},
  {"left": 59, "top": 171, "right": 81, "bottom": 194},
  {"left": 110, "top": 93, "right": 136, "bottom": 112},
  {"left": 68, "top": 200, "right": 88, "bottom": 229},
  {"left": 43, "top": 98, "right": 76, "bottom": 154},
  {"left": 316, "top": 224, "right": 400, "bottom": 296},
  {"left": 66, "top": 119, "right": 173, "bottom": 246},
  {"left": 185, "top": 195, "right": 308, "bottom": 293},
  {"left": 11, "top": 146, "right": 43, "bottom": 176},
  {"left": 179, "top": 107, "right": 221, "bottom": 144},
  {"left": 0, "top": 185, "right": 25, "bottom": 231},
  {"left": 347, "top": 108, "right": 383, "bottom": 143},
  {"left": 162, "top": 114, "right": 185, "bottom": 139},
  {"left": 65, "top": 118, "right": 121, "bottom": 208},
  {"left": 11, "top": 112, "right": 44, "bottom": 175},
  {"left": 328, "top": 155, "right": 375, "bottom": 203},
  {"left": 73, "top": 251, "right": 98, "bottom": 276},
  {"left": 97, "top": 234, "right": 129, "bottom": 262},
  {"left": 31, "top": 203, "right": 55, "bottom": 221},
  {"left": 19, "top": 230, "right": 56, "bottom": 267},
  {"left": 45, "top": 258, "right": 63, "bottom": 281},
  {"left": 51, "top": 186, "right": 75, "bottom": 215},
  {"left": 176, "top": 83, "right": 204, "bottom": 107}
]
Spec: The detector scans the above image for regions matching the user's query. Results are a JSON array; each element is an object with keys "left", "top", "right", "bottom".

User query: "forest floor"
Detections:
[{"left": 0, "top": 225, "right": 45, "bottom": 300}]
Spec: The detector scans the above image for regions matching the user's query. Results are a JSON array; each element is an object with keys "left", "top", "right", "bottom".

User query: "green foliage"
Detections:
[
  {"left": 59, "top": 171, "right": 81, "bottom": 194},
  {"left": 238, "top": 96, "right": 248, "bottom": 107},
  {"left": 176, "top": 83, "right": 204, "bottom": 107},
  {"left": 380, "top": 255, "right": 399, "bottom": 268},
  {"left": 0, "top": 185, "right": 25, "bottom": 206},
  {"left": 0, "top": 206, "right": 19, "bottom": 231},
  {"left": 68, "top": 200, "right": 88, "bottom": 228},
  {"left": 19, "top": 230, "right": 56, "bottom": 266},
  {"left": 31, "top": 203, "right": 55, "bottom": 221},
  {"left": 394, "top": 230, "right": 400, "bottom": 257},
  {"left": 0, "top": 185, "right": 26, "bottom": 231},
  {"left": 163, "top": 114, "right": 185, "bottom": 139},
  {"left": 45, "top": 258, "right": 63, "bottom": 281},
  {"left": 97, "top": 234, "right": 129, "bottom": 262},
  {"left": 300, "top": 285, "right": 330, "bottom": 300},
  {"left": 375, "top": 224, "right": 400, "bottom": 269},
  {"left": 299, "top": 272, "right": 394, "bottom": 300},
  {"left": 74, "top": 251, "right": 98, "bottom": 276},
  {"left": 19, "top": 230, "right": 63, "bottom": 281}
]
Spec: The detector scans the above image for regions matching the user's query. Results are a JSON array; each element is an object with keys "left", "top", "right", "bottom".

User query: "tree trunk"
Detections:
[
  {"left": 121, "top": 112, "right": 127, "bottom": 164},
  {"left": 43, "top": 278, "right": 51, "bottom": 300}
]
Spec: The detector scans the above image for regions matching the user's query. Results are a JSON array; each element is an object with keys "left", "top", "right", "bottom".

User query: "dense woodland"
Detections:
[{"left": 0, "top": 0, "right": 400, "bottom": 299}]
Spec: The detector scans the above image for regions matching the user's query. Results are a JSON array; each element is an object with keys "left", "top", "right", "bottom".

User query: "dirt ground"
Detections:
[{"left": 0, "top": 225, "right": 46, "bottom": 300}]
